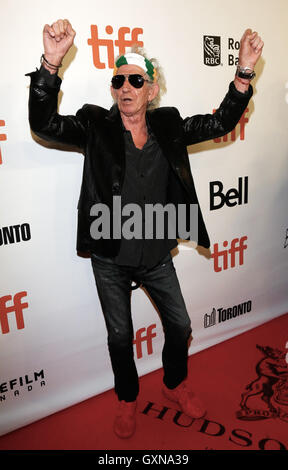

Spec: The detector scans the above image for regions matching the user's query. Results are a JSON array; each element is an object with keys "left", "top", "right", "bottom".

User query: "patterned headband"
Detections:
[{"left": 114, "top": 52, "right": 157, "bottom": 82}]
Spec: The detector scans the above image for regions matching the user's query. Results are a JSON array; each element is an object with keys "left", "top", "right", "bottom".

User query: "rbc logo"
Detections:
[
  {"left": 203, "top": 36, "right": 221, "bottom": 66},
  {"left": 88, "top": 25, "right": 143, "bottom": 69}
]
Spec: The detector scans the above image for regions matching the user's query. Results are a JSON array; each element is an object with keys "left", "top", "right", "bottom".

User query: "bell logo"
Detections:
[
  {"left": 88, "top": 25, "right": 143, "bottom": 69},
  {"left": 210, "top": 176, "right": 248, "bottom": 211},
  {"left": 0, "top": 291, "right": 28, "bottom": 334},
  {"left": 0, "top": 119, "right": 7, "bottom": 165},
  {"left": 211, "top": 236, "right": 248, "bottom": 272},
  {"left": 133, "top": 324, "right": 157, "bottom": 359}
]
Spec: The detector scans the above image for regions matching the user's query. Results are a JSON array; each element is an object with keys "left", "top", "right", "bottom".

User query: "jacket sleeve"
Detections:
[
  {"left": 25, "top": 66, "right": 89, "bottom": 150},
  {"left": 182, "top": 81, "right": 253, "bottom": 146}
]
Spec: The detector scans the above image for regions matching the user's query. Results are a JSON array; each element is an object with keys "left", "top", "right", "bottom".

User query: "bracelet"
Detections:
[
  {"left": 234, "top": 75, "right": 251, "bottom": 86},
  {"left": 235, "top": 65, "right": 256, "bottom": 80},
  {"left": 41, "top": 54, "right": 62, "bottom": 70}
]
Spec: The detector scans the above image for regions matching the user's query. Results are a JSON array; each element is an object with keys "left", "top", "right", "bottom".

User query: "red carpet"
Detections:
[{"left": 0, "top": 314, "right": 287, "bottom": 451}]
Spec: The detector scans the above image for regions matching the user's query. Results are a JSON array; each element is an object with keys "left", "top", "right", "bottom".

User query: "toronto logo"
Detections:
[
  {"left": 204, "top": 300, "right": 252, "bottom": 328},
  {"left": 0, "top": 223, "right": 31, "bottom": 246},
  {"left": 237, "top": 345, "right": 288, "bottom": 422}
]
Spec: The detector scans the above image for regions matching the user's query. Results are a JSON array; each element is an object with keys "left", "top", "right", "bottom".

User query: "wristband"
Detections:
[{"left": 41, "top": 54, "right": 63, "bottom": 70}]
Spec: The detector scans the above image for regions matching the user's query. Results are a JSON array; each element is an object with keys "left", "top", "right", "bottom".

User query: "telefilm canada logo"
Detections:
[
  {"left": 204, "top": 300, "right": 252, "bottom": 328},
  {"left": 0, "top": 370, "right": 46, "bottom": 402}
]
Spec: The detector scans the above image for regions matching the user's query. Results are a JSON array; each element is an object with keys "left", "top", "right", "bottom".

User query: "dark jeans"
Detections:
[{"left": 91, "top": 252, "right": 192, "bottom": 402}]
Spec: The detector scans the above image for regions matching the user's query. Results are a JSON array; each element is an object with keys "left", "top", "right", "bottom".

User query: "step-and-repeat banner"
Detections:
[{"left": 1, "top": 0, "right": 288, "bottom": 436}]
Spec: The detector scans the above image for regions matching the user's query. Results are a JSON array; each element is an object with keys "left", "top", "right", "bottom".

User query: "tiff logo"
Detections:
[
  {"left": 88, "top": 25, "right": 143, "bottom": 69},
  {"left": 133, "top": 324, "right": 157, "bottom": 359},
  {"left": 213, "top": 108, "right": 249, "bottom": 143},
  {"left": 0, "top": 291, "right": 28, "bottom": 334},
  {"left": 0, "top": 120, "right": 7, "bottom": 165},
  {"left": 211, "top": 236, "right": 248, "bottom": 272}
]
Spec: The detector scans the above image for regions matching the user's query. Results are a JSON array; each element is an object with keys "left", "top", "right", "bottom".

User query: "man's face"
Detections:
[{"left": 111, "top": 64, "right": 159, "bottom": 118}]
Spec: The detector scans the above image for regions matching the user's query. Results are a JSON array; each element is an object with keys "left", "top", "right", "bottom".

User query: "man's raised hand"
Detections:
[
  {"left": 238, "top": 29, "right": 264, "bottom": 70},
  {"left": 43, "top": 19, "right": 76, "bottom": 69}
]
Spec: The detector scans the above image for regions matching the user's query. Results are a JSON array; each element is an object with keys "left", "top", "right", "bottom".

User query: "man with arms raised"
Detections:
[{"left": 26, "top": 20, "right": 263, "bottom": 438}]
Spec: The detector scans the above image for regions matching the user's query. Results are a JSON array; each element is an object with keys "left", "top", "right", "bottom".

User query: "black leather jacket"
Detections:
[{"left": 26, "top": 69, "right": 253, "bottom": 255}]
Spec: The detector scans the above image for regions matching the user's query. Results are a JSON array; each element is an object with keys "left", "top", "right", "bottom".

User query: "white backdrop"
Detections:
[{"left": 1, "top": 0, "right": 288, "bottom": 436}]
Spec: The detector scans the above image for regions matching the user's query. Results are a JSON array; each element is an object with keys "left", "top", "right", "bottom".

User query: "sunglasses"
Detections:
[{"left": 111, "top": 74, "right": 150, "bottom": 89}]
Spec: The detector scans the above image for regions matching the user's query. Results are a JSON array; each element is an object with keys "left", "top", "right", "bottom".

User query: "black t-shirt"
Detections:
[{"left": 114, "top": 128, "right": 177, "bottom": 269}]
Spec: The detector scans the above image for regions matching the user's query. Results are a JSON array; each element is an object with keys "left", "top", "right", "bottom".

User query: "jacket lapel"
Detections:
[
  {"left": 147, "top": 109, "right": 195, "bottom": 196},
  {"left": 103, "top": 105, "right": 194, "bottom": 196},
  {"left": 104, "top": 105, "right": 126, "bottom": 187},
  {"left": 146, "top": 109, "right": 182, "bottom": 168}
]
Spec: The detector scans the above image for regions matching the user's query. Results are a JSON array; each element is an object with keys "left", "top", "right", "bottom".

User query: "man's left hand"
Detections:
[{"left": 238, "top": 29, "right": 264, "bottom": 69}]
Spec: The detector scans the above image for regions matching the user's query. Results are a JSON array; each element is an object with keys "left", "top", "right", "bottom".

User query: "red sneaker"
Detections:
[
  {"left": 113, "top": 400, "right": 137, "bottom": 439},
  {"left": 162, "top": 381, "right": 206, "bottom": 419}
]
